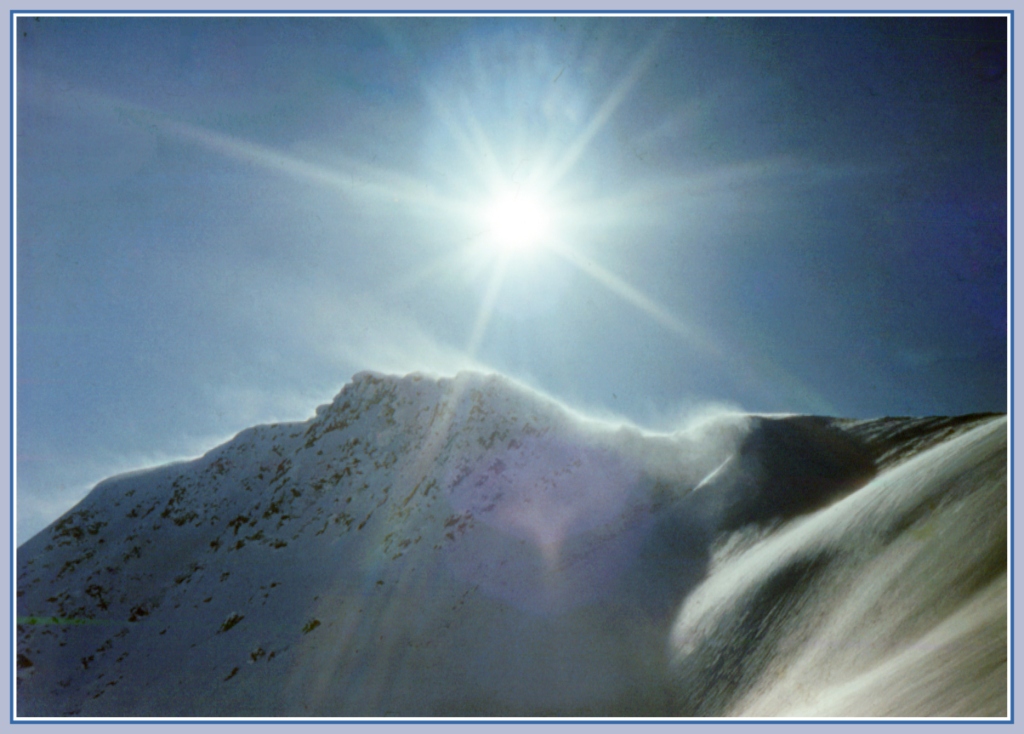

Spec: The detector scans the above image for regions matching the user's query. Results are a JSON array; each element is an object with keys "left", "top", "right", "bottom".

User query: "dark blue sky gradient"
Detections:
[{"left": 15, "top": 15, "right": 1008, "bottom": 540}]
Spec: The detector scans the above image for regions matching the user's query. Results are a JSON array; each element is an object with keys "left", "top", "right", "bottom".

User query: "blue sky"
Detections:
[{"left": 15, "top": 14, "right": 1008, "bottom": 540}]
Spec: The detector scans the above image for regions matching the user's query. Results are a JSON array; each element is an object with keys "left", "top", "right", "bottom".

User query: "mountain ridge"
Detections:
[{"left": 15, "top": 370, "right": 1006, "bottom": 717}]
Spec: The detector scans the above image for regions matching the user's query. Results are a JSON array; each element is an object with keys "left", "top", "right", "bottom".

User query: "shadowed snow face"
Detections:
[{"left": 443, "top": 436, "right": 649, "bottom": 614}]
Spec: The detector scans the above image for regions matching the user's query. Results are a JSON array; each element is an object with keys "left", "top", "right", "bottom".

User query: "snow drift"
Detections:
[{"left": 15, "top": 371, "right": 1007, "bottom": 717}]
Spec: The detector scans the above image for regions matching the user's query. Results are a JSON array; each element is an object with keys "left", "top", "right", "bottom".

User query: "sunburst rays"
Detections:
[{"left": 50, "top": 21, "right": 830, "bottom": 412}]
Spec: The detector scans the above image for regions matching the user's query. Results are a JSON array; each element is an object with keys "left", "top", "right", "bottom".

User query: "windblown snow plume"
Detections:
[{"left": 15, "top": 372, "right": 1007, "bottom": 718}]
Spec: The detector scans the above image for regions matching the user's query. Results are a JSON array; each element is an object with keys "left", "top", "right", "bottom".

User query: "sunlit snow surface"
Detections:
[{"left": 15, "top": 372, "right": 1006, "bottom": 717}]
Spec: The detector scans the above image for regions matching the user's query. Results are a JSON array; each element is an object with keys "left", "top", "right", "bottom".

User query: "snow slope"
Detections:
[{"left": 15, "top": 371, "right": 1007, "bottom": 717}]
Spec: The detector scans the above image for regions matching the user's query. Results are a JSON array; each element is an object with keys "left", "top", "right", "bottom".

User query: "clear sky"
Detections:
[{"left": 15, "top": 14, "right": 1008, "bottom": 541}]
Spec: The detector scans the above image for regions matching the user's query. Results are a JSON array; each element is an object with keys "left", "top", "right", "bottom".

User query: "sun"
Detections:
[{"left": 483, "top": 189, "right": 552, "bottom": 257}]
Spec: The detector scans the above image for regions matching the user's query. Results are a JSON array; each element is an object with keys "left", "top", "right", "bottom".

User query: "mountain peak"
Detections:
[{"left": 16, "top": 372, "right": 1006, "bottom": 718}]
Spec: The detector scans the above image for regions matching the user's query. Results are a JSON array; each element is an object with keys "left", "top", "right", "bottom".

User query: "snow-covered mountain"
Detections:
[{"left": 15, "top": 371, "right": 1007, "bottom": 718}]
